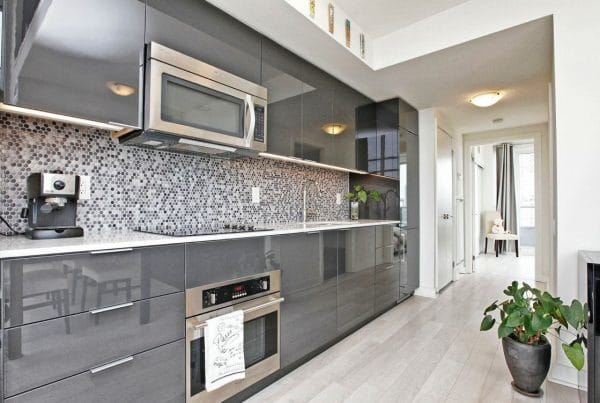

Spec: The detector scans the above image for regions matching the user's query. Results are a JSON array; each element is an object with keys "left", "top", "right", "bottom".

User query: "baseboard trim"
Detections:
[
  {"left": 549, "top": 362, "right": 582, "bottom": 390},
  {"left": 414, "top": 287, "right": 438, "bottom": 298}
]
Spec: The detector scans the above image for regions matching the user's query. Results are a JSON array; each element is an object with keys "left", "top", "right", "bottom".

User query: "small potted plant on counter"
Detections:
[
  {"left": 480, "top": 281, "right": 587, "bottom": 397},
  {"left": 344, "top": 185, "right": 381, "bottom": 220}
]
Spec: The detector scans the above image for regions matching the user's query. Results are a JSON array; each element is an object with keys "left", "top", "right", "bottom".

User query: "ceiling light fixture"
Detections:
[
  {"left": 469, "top": 91, "right": 502, "bottom": 107},
  {"left": 321, "top": 123, "right": 347, "bottom": 136},
  {"left": 107, "top": 82, "right": 136, "bottom": 97}
]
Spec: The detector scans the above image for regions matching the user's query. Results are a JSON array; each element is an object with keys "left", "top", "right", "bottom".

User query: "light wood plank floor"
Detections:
[{"left": 245, "top": 269, "right": 581, "bottom": 403}]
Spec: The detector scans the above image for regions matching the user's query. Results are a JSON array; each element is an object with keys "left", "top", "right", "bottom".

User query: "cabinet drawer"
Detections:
[
  {"left": 186, "top": 238, "right": 269, "bottom": 288},
  {"left": 375, "top": 264, "right": 400, "bottom": 312},
  {"left": 4, "top": 292, "right": 184, "bottom": 397},
  {"left": 2, "top": 244, "right": 185, "bottom": 327},
  {"left": 5, "top": 339, "right": 185, "bottom": 403}
]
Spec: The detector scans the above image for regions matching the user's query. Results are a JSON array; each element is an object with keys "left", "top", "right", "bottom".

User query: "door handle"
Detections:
[
  {"left": 244, "top": 94, "right": 256, "bottom": 147},
  {"left": 90, "top": 356, "right": 133, "bottom": 374},
  {"left": 442, "top": 214, "right": 453, "bottom": 220}
]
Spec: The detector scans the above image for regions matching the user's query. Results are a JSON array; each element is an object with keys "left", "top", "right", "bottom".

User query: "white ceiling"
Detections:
[{"left": 335, "top": 0, "right": 472, "bottom": 38}]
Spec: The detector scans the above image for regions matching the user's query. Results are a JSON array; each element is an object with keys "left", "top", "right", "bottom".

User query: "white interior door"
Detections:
[{"left": 436, "top": 129, "right": 454, "bottom": 290}]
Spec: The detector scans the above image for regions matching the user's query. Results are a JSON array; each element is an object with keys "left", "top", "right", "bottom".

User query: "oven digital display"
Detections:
[{"left": 233, "top": 285, "right": 243, "bottom": 292}]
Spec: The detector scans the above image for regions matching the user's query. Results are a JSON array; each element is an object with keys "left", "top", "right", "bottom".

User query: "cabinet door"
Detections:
[
  {"left": 332, "top": 80, "right": 372, "bottom": 170},
  {"left": 2, "top": 0, "right": 145, "bottom": 126},
  {"left": 300, "top": 62, "right": 335, "bottom": 164},
  {"left": 355, "top": 102, "right": 377, "bottom": 173},
  {"left": 145, "top": 0, "right": 261, "bottom": 84},
  {"left": 261, "top": 39, "right": 303, "bottom": 158},
  {"left": 185, "top": 237, "right": 270, "bottom": 289},
  {"left": 399, "top": 228, "right": 419, "bottom": 300},
  {"left": 275, "top": 232, "right": 337, "bottom": 367},
  {"left": 337, "top": 227, "right": 375, "bottom": 332},
  {"left": 399, "top": 128, "right": 419, "bottom": 229},
  {"left": 376, "top": 99, "right": 400, "bottom": 178},
  {"left": 398, "top": 97, "right": 418, "bottom": 135},
  {"left": 375, "top": 225, "right": 399, "bottom": 312}
]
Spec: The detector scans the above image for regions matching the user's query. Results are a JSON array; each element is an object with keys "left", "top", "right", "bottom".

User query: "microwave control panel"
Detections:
[
  {"left": 203, "top": 275, "right": 270, "bottom": 308},
  {"left": 253, "top": 106, "right": 265, "bottom": 143}
]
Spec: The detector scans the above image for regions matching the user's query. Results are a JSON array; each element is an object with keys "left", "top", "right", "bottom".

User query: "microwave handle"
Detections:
[{"left": 244, "top": 94, "right": 256, "bottom": 147}]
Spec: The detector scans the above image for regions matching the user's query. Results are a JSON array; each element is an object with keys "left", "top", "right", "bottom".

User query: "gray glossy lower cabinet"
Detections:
[
  {"left": 3, "top": 292, "right": 184, "bottom": 397},
  {"left": 400, "top": 228, "right": 420, "bottom": 299},
  {"left": 5, "top": 340, "right": 185, "bottom": 403},
  {"left": 185, "top": 238, "right": 269, "bottom": 288},
  {"left": 337, "top": 227, "right": 376, "bottom": 332},
  {"left": 272, "top": 233, "right": 337, "bottom": 367},
  {"left": 2, "top": 245, "right": 185, "bottom": 327}
]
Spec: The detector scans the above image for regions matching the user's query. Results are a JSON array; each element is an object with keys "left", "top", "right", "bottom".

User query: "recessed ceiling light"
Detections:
[
  {"left": 321, "top": 123, "right": 347, "bottom": 135},
  {"left": 469, "top": 91, "right": 502, "bottom": 107},
  {"left": 107, "top": 82, "right": 136, "bottom": 97}
]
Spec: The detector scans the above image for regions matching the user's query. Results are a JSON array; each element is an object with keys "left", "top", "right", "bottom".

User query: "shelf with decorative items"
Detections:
[{"left": 344, "top": 184, "right": 381, "bottom": 220}]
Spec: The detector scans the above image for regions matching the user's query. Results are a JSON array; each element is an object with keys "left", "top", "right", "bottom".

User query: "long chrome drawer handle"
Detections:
[
  {"left": 90, "top": 302, "right": 134, "bottom": 315},
  {"left": 90, "top": 248, "right": 133, "bottom": 255},
  {"left": 193, "top": 297, "right": 285, "bottom": 329},
  {"left": 90, "top": 356, "right": 134, "bottom": 374}
]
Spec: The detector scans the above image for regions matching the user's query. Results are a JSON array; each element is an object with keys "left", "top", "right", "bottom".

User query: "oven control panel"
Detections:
[{"left": 203, "top": 275, "right": 270, "bottom": 308}]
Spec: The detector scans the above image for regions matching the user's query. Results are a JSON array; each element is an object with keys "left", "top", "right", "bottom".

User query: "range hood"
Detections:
[{"left": 117, "top": 42, "right": 268, "bottom": 158}]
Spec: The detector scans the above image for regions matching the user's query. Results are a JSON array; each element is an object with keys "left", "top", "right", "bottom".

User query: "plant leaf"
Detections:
[
  {"left": 562, "top": 342, "right": 585, "bottom": 370},
  {"left": 357, "top": 190, "right": 368, "bottom": 204},
  {"left": 480, "top": 315, "right": 495, "bottom": 331},
  {"left": 369, "top": 190, "right": 382, "bottom": 202},
  {"left": 483, "top": 301, "right": 498, "bottom": 315},
  {"left": 505, "top": 311, "right": 523, "bottom": 328},
  {"left": 498, "top": 324, "right": 514, "bottom": 338}
]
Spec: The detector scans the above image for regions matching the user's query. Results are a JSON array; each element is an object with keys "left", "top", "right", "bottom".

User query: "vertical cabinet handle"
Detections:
[{"left": 90, "top": 356, "right": 133, "bottom": 374}]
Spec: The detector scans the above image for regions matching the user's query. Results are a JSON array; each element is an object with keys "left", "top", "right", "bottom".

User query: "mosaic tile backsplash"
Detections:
[{"left": 0, "top": 113, "right": 349, "bottom": 234}]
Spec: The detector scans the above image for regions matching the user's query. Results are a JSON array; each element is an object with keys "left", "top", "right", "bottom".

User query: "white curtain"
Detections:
[{"left": 495, "top": 143, "right": 517, "bottom": 252}]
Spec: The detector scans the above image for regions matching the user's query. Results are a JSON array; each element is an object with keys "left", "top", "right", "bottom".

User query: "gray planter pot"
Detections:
[{"left": 502, "top": 335, "right": 551, "bottom": 397}]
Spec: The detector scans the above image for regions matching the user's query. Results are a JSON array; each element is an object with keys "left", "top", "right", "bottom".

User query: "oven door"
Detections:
[
  {"left": 146, "top": 58, "right": 267, "bottom": 152},
  {"left": 186, "top": 293, "right": 282, "bottom": 402}
]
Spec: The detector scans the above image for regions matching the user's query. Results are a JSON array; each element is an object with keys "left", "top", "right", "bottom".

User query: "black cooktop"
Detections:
[{"left": 135, "top": 224, "right": 272, "bottom": 237}]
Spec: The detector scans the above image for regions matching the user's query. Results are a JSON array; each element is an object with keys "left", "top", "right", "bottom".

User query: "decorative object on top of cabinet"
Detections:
[
  {"left": 328, "top": 3, "right": 335, "bottom": 33},
  {"left": 360, "top": 33, "right": 366, "bottom": 59},
  {"left": 2, "top": 0, "right": 145, "bottom": 127},
  {"left": 345, "top": 19, "right": 351, "bottom": 47},
  {"left": 309, "top": 0, "right": 316, "bottom": 18}
]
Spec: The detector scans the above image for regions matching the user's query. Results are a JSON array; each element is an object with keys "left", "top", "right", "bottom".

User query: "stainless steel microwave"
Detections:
[{"left": 119, "top": 42, "right": 267, "bottom": 156}]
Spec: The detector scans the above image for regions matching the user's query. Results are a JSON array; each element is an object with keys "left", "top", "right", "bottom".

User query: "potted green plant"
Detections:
[
  {"left": 344, "top": 185, "right": 381, "bottom": 220},
  {"left": 480, "top": 281, "right": 587, "bottom": 397}
]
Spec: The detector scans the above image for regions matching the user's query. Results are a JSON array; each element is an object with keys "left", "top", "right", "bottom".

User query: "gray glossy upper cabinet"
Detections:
[
  {"left": 261, "top": 39, "right": 303, "bottom": 158},
  {"left": 332, "top": 80, "right": 372, "bottom": 169},
  {"left": 2, "top": 0, "right": 145, "bottom": 127},
  {"left": 337, "top": 227, "right": 375, "bottom": 332},
  {"left": 272, "top": 232, "right": 337, "bottom": 367},
  {"left": 300, "top": 61, "right": 335, "bottom": 165},
  {"left": 145, "top": 0, "right": 262, "bottom": 84}
]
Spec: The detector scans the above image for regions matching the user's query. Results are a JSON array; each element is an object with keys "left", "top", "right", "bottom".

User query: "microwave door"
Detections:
[{"left": 147, "top": 59, "right": 250, "bottom": 148}]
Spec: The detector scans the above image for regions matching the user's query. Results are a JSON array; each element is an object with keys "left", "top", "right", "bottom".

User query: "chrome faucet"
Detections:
[{"left": 302, "top": 179, "right": 318, "bottom": 223}]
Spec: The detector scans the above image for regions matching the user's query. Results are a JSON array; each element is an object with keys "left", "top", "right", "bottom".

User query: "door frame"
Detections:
[{"left": 462, "top": 124, "right": 551, "bottom": 285}]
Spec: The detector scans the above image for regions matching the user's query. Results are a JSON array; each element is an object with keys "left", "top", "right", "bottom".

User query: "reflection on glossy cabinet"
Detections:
[
  {"left": 261, "top": 39, "right": 303, "bottom": 158},
  {"left": 337, "top": 227, "right": 375, "bottom": 332},
  {"left": 2, "top": 0, "right": 145, "bottom": 126},
  {"left": 400, "top": 128, "right": 420, "bottom": 229},
  {"left": 273, "top": 233, "right": 337, "bottom": 367},
  {"left": 5, "top": 340, "right": 185, "bottom": 403},
  {"left": 399, "top": 228, "right": 419, "bottom": 300},
  {"left": 185, "top": 238, "right": 269, "bottom": 288},
  {"left": 2, "top": 245, "right": 185, "bottom": 327},
  {"left": 3, "top": 292, "right": 184, "bottom": 398},
  {"left": 145, "top": 0, "right": 262, "bottom": 84}
]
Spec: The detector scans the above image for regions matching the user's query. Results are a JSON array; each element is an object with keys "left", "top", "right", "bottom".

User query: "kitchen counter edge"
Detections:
[{"left": 0, "top": 220, "right": 401, "bottom": 259}]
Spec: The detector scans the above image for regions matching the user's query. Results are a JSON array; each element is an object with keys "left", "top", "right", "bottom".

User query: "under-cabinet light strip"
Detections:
[
  {"left": 0, "top": 103, "right": 124, "bottom": 131},
  {"left": 258, "top": 152, "right": 367, "bottom": 174}
]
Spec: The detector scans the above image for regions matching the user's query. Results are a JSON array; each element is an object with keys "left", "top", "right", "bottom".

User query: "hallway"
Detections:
[{"left": 246, "top": 270, "right": 578, "bottom": 403}]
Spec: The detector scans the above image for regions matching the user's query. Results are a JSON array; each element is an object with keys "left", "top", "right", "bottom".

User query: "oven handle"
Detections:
[
  {"left": 193, "top": 297, "right": 284, "bottom": 329},
  {"left": 244, "top": 94, "right": 256, "bottom": 147}
]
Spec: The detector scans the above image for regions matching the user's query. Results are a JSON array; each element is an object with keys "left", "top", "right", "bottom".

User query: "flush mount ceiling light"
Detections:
[
  {"left": 469, "top": 91, "right": 503, "bottom": 107},
  {"left": 321, "top": 123, "right": 347, "bottom": 136},
  {"left": 107, "top": 82, "right": 136, "bottom": 97}
]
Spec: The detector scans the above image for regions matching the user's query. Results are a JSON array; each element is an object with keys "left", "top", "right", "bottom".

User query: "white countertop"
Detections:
[{"left": 0, "top": 220, "right": 400, "bottom": 259}]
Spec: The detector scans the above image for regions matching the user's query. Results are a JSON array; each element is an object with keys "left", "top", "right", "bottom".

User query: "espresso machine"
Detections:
[{"left": 26, "top": 172, "right": 85, "bottom": 239}]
